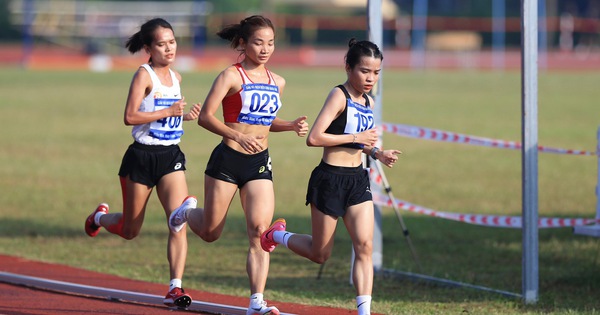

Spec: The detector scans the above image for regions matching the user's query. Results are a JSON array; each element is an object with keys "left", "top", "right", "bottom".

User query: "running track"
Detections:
[
  {"left": 2, "top": 44, "right": 600, "bottom": 71},
  {"left": 0, "top": 254, "right": 363, "bottom": 315}
]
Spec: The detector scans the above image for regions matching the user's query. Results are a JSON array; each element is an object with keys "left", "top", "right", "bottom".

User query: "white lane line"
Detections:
[{"left": 0, "top": 271, "right": 297, "bottom": 315}]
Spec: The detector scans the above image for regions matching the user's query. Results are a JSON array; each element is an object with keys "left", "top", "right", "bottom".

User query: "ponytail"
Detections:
[
  {"left": 125, "top": 18, "right": 174, "bottom": 62},
  {"left": 216, "top": 24, "right": 243, "bottom": 49},
  {"left": 125, "top": 31, "right": 144, "bottom": 54},
  {"left": 217, "top": 15, "right": 274, "bottom": 50}
]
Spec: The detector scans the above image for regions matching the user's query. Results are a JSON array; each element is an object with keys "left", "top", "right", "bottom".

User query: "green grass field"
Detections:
[{"left": 1, "top": 67, "right": 599, "bottom": 314}]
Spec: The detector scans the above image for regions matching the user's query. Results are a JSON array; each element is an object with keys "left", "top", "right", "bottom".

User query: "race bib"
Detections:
[
  {"left": 237, "top": 83, "right": 281, "bottom": 126},
  {"left": 149, "top": 98, "right": 184, "bottom": 140},
  {"left": 344, "top": 100, "right": 374, "bottom": 134}
]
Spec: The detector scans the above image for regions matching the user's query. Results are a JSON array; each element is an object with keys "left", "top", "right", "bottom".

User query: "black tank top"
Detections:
[{"left": 324, "top": 85, "right": 371, "bottom": 150}]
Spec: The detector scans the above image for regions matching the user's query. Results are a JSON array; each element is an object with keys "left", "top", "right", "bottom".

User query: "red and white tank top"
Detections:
[{"left": 222, "top": 63, "right": 282, "bottom": 126}]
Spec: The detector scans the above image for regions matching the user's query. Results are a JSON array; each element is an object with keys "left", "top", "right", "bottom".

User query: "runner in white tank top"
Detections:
[
  {"left": 132, "top": 63, "right": 184, "bottom": 145},
  {"left": 84, "top": 18, "right": 201, "bottom": 309}
]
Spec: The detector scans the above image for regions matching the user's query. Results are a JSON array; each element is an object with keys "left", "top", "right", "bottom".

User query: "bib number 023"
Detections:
[{"left": 249, "top": 92, "right": 280, "bottom": 114}]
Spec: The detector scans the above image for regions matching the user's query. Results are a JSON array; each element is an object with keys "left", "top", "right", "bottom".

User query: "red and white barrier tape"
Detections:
[
  {"left": 382, "top": 122, "right": 597, "bottom": 156},
  {"left": 372, "top": 191, "right": 600, "bottom": 228}
]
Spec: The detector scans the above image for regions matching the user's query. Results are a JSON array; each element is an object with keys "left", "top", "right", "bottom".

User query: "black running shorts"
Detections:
[
  {"left": 204, "top": 142, "right": 273, "bottom": 188},
  {"left": 305, "top": 160, "right": 372, "bottom": 218},
  {"left": 118, "top": 141, "right": 186, "bottom": 188}
]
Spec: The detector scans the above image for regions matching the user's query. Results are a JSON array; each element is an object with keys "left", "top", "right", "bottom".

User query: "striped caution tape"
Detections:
[
  {"left": 381, "top": 122, "right": 597, "bottom": 156},
  {"left": 372, "top": 191, "right": 600, "bottom": 228}
]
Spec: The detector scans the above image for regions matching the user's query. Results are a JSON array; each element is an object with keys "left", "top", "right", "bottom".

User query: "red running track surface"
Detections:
[{"left": 0, "top": 254, "right": 363, "bottom": 315}]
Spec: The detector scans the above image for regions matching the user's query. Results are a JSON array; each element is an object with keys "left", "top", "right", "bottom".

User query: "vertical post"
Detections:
[
  {"left": 492, "top": 0, "right": 506, "bottom": 69},
  {"left": 410, "top": 0, "right": 428, "bottom": 69},
  {"left": 521, "top": 0, "right": 539, "bottom": 304},
  {"left": 597, "top": 127, "right": 600, "bottom": 221},
  {"left": 538, "top": 0, "right": 548, "bottom": 69},
  {"left": 573, "top": 127, "right": 600, "bottom": 237},
  {"left": 21, "top": 0, "right": 34, "bottom": 68},
  {"left": 192, "top": 0, "right": 209, "bottom": 55},
  {"left": 368, "top": 0, "right": 383, "bottom": 272}
]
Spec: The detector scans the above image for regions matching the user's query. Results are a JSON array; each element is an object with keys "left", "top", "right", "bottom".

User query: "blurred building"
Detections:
[{"left": 1, "top": 0, "right": 598, "bottom": 70}]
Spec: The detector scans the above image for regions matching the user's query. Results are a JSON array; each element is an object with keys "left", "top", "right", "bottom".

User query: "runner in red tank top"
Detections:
[{"left": 168, "top": 15, "right": 309, "bottom": 315}]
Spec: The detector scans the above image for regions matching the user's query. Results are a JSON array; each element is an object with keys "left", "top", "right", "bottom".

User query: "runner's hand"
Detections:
[
  {"left": 380, "top": 149, "right": 402, "bottom": 168},
  {"left": 184, "top": 102, "right": 201, "bottom": 121},
  {"left": 357, "top": 129, "right": 378, "bottom": 147},
  {"left": 293, "top": 116, "right": 309, "bottom": 137},
  {"left": 238, "top": 134, "right": 265, "bottom": 154},
  {"left": 169, "top": 97, "right": 186, "bottom": 117}
]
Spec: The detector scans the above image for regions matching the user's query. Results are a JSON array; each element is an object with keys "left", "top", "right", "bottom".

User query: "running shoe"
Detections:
[
  {"left": 246, "top": 300, "right": 280, "bottom": 315},
  {"left": 84, "top": 203, "right": 109, "bottom": 237},
  {"left": 163, "top": 287, "right": 192, "bottom": 308},
  {"left": 168, "top": 196, "right": 197, "bottom": 233},
  {"left": 260, "top": 218, "right": 286, "bottom": 252}
]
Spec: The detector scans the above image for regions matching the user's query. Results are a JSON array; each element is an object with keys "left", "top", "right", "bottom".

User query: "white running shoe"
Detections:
[
  {"left": 169, "top": 196, "right": 197, "bottom": 233},
  {"left": 246, "top": 300, "right": 280, "bottom": 315}
]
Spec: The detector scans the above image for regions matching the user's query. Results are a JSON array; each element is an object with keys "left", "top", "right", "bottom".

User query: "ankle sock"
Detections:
[
  {"left": 169, "top": 279, "right": 182, "bottom": 290},
  {"left": 357, "top": 295, "right": 372, "bottom": 315},
  {"left": 273, "top": 231, "right": 294, "bottom": 248},
  {"left": 94, "top": 211, "right": 105, "bottom": 226},
  {"left": 249, "top": 293, "right": 264, "bottom": 308}
]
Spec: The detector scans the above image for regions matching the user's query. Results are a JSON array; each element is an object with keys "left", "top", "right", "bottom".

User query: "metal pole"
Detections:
[
  {"left": 368, "top": 0, "right": 384, "bottom": 272},
  {"left": 373, "top": 159, "right": 421, "bottom": 272},
  {"left": 521, "top": 0, "right": 539, "bottom": 304},
  {"left": 538, "top": 0, "right": 548, "bottom": 69},
  {"left": 410, "top": 0, "right": 428, "bottom": 69},
  {"left": 597, "top": 127, "right": 600, "bottom": 221},
  {"left": 21, "top": 0, "right": 34, "bottom": 68},
  {"left": 596, "top": 127, "right": 600, "bottom": 222},
  {"left": 492, "top": 0, "right": 506, "bottom": 69},
  {"left": 573, "top": 127, "right": 600, "bottom": 237}
]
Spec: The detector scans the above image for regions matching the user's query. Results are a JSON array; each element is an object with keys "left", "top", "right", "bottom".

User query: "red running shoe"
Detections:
[
  {"left": 84, "top": 203, "right": 108, "bottom": 237},
  {"left": 163, "top": 287, "right": 192, "bottom": 308},
  {"left": 260, "top": 218, "right": 286, "bottom": 252}
]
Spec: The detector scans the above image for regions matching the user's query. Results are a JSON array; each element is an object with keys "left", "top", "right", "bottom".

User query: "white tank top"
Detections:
[{"left": 131, "top": 64, "right": 183, "bottom": 145}]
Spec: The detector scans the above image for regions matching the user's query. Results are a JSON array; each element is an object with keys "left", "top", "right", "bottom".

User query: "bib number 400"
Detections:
[{"left": 156, "top": 116, "right": 182, "bottom": 129}]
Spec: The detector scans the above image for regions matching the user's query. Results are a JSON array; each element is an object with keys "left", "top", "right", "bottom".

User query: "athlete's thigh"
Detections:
[
  {"left": 310, "top": 204, "right": 339, "bottom": 254},
  {"left": 203, "top": 175, "right": 238, "bottom": 230},
  {"left": 343, "top": 201, "right": 375, "bottom": 246},
  {"left": 239, "top": 179, "right": 275, "bottom": 229},
  {"left": 121, "top": 175, "right": 153, "bottom": 228},
  {"left": 156, "top": 170, "right": 189, "bottom": 219}
]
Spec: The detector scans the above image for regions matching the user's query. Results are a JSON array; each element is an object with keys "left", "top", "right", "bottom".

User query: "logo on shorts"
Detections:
[
  {"left": 258, "top": 166, "right": 266, "bottom": 173},
  {"left": 174, "top": 163, "right": 182, "bottom": 170}
]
